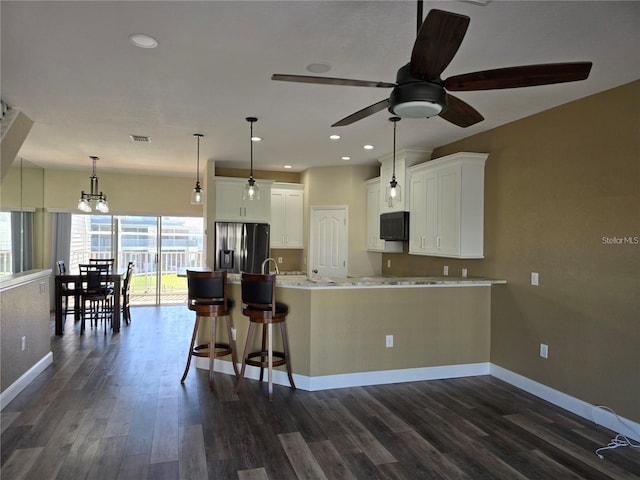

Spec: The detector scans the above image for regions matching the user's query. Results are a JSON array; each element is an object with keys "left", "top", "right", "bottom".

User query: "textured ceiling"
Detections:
[{"left": 2, "top": 1, "right": 639, "bottom": 177}]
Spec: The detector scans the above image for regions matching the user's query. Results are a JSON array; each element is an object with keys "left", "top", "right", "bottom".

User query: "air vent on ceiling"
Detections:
[{"left": 129, "top": 134, "right": 151, "bottom": 143}]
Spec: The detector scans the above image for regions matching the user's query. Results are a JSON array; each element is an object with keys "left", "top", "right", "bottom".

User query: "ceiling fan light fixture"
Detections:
[
  {"left": 391, "top": 100, "right": 443, "bottom": 118},
  {"left": 389, "top": 66, "right": 447, "bottom": 119}
]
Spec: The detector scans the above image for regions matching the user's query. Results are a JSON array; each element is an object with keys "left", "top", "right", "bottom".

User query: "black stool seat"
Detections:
[{"left": 235, "top": 273, "right": 295, "bottom": 401}]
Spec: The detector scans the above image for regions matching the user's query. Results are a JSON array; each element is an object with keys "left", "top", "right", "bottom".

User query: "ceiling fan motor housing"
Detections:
[{"left": 389, "top": 63, "right": 447, "bottom": 118}]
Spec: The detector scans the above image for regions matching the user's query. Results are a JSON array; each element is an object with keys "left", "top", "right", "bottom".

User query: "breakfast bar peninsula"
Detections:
[{"left": 197, "top": 275, "right": 505, "bottom": 391}]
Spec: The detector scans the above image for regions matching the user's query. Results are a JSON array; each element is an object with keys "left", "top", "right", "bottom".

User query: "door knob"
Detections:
[{"left": 313, "top": 269, "right": 318, "bottom": 274}]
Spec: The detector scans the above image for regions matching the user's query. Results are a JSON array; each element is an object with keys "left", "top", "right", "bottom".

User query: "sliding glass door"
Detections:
[{"left": 70, "top": 214, "right": 204, "bottom": 305}]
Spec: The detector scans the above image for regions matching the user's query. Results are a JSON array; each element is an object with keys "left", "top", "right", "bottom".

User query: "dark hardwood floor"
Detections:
[{"left": 2, "top": 306, "right": 639, "bottom": 479}]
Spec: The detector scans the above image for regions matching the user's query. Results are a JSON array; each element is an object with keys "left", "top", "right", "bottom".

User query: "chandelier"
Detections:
[{"left": 78, "top": 156, "right": 109, "bottom": 213}]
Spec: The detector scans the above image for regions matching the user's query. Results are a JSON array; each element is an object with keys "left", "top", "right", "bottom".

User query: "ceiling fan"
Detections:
[{"left": 272, "top": 3, "right": 592, "bottom": 128}]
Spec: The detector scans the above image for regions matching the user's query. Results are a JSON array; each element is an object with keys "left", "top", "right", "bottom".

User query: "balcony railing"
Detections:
[{"left": 73, "top": 250, "right": 204, "bottom": 304}]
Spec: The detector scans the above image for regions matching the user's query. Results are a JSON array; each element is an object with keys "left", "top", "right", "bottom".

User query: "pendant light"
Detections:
[
  {"left": 190, "top": 133, "right": 204, "bottom": 205},
  {"left": 385, "top": 117, "right": 401, "bottom": 207},
  {"left": 78, "top": 156, "right": 109, "bottom": 213},
  {"left": 243, "top": 117, "right": 260, "bottom": 201}
]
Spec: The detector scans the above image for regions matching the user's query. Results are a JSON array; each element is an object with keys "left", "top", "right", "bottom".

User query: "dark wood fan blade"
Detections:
[
  {"left": 332, "top": 99, "right": 390, "bottom": 127},
  {"left": 272, "top": 74, "right": 395, "bottom": 88},
  {"left": 410, "top": 9, "right": 470, "bottom": 82},
  {"left": 439, "top": 94, "right": 484, "bottom": 128},
  {"left": 444, "top": 62, "right": 593, "bottom": 91}
]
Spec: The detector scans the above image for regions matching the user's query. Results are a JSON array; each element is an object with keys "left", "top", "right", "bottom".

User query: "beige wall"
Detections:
[
  {"left": 1, "top": 272, "right": 51, "bottom": 392},
  {"left": 2, "top": 167, "right": 205, "bottom": 270},
  {"left": 303, "top": 164, "right": 380, "bottom": 276},
  {"left": 385, "top": 80, "right": 640, "bottom": 422}
]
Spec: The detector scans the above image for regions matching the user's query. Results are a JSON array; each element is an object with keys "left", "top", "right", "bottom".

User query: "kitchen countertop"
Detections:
[{"left": 228, "top": 273, "right": 506, "bottom": 289}]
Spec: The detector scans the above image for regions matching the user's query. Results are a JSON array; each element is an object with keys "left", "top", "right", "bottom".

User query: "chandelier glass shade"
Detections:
[
  {"left": 385, "top": 117, "right": 402, "bottom": 208},
  {"left": 78, "top": 156, "right": 109, "bottom": 213},
  {"left": 191, "top": 133, "right": 204, "bottom": 205},
  {"left": 243, "top": 117, "right": 260, "bottom": 201}
]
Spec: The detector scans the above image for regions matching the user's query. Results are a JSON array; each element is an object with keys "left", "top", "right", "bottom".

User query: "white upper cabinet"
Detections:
[
  {"left": 408, "top": 152, "right": 488, "bottom": 259},
  {"left": 270, "top": 183, "right": 304, "bottom": 249},
  {"left": 366, "top": 179, "right": 402, "bottom": 253},
  {"left": 214, "top": 177, "right": 272, "bottom": 223},
  {"left": 378, "top": 149, "right": 432, "bottom": 213}
]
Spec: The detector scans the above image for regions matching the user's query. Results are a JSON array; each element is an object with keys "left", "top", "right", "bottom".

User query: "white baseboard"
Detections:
[
  {"left": 491, "top": 364, "right": 640, "bottom": 442},
  {"left": 1, "top": 352, "right": 53, "bottom": 411},
  {"left": 195, "top": 358, "right": 490, "bottom": 391}
]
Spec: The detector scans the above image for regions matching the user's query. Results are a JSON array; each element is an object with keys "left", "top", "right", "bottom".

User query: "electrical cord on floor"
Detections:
[{"left": 591, "top": 405, "right": 640, "bottom": 459}]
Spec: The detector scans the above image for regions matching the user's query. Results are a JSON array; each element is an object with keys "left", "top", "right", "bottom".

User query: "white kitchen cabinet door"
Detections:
[
  {"left": 409, "top": 172, "right": 428, "bottom": 254},
  {"left": 214, "top": 178, "right": 271, "bottom": 223},
  {"left": 434, "top": 165, "right": 460, "bottom": 256},
  {"left": 408, "top": 153, "right": 487, "bottom": 259},
  {"left": 271, "top": 185, "right": 303, "bottom": 248}
]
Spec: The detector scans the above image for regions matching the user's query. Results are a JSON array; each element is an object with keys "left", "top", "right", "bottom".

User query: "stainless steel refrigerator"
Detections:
[{"left": 214, "top": 222, "right": 270, "bottom": 274}]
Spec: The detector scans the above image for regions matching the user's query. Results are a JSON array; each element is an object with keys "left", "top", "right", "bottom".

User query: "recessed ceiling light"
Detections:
[
  {"left": 306, "top": 63, "right": 331, "bottom": 74},
  {"left": 363, "top": 144, "right": 374, "bottom": 150},
  {"left": 128, "top": 33, "right": 158, "bottom": 49},
  {"left": 341, "top": 156, "right": 351, "bottom": 161},
  {"left": 283, "top": 165, "right": 293, "bottom": 169},
  {"left": 251, "top": 136, "right": 262, "bottom": 142},
  {"left": 329, "top": 134, "right": 341, "bottom": 140}
]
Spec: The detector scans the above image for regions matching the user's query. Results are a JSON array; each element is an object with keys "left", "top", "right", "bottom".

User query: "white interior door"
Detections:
[{"left": 310, "top": 207, "right": 348, "bottom": 278}]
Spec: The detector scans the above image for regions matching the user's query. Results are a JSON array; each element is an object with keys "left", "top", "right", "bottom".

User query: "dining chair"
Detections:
[
  {"left": 56, "top": 260, "right": 82, "bottom": 320},
  {"left": 79, "top": 263, "right": 114, "bottom": 333},
  {"left": 88, "top": 258, "right": 114, "bottom": 273},
  {"left": 121, "top": 261, "right": 135, "bottom": 324}
]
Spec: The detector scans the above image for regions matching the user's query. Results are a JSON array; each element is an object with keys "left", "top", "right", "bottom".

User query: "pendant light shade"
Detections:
[
  {"left": 78, "top": 156, "right": 109, "bottom": 213},
  {"left": 243, "top": 117, "right": 260, "bottom": 201},
  {"left": 190, "top": 133, "right": 204, "bottom": 205},
  {"left": 385, "top": 117, "right": 402, "bottom": 207}
]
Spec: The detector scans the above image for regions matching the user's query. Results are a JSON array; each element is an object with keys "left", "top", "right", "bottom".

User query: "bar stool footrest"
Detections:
[
  {"left": 192, "top": 342, "right": 233, "bottom": 358},
  {"left": 246, "top": 350, "right": 287, "bottom": 368}
]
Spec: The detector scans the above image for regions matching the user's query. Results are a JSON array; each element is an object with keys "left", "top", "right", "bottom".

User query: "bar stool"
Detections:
[
  {"left": 181, "top": 270, "right": 240, "bottom": 389},
  {"left": 235, "top": 273, "right": 296, "bottom": 401}
]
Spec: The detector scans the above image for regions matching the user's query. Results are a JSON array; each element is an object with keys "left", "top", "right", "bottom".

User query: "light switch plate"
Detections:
[{"left": 531, "top": 272, "right": 539, "bottom": 286}]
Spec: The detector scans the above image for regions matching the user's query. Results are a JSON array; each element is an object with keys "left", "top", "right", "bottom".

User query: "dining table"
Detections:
[{"left": 54, "top": 273, "right": 122, "bottom": 334}]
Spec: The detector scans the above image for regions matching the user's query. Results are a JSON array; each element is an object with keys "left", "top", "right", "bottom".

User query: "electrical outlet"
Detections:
[
  {"left": 443, "top": 265, "right": 449, "bottom": 276},
  {"left": 540, "top": 343, "right": 548, "bottom": 359},
  {"left": 21, "top": 336, "right": 26, "bottom": 351},
  {"left": 531, "top": 272, "right": 539, "bottom": 286},
  {"left": 462, "top": 268, "right": 468, "bottom": 278},
  {"left": 231, "top": 327, "right": 237, "bottom": 341},
  {"left": 385, "top": 335, "right": 394, "bottom": 348},
  {"left": 387, "top": 259, "right": 391, "bottom": 268},
  {"left": 277, "top": 257, "right": 283, "bottom": 264},
  {"left": 39, "top": 281, "right": 46, "bottom": 293}
]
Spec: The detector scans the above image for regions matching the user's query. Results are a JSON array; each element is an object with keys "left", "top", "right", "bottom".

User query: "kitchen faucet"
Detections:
[{"left": 261, "top": 257, "right": 279, "bottom": 275}]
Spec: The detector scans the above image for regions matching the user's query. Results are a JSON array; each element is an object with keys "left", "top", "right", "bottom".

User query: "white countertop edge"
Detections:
[
  {"left": 0, "top": 269, "right": 53, "bottom": 292},
  {"left": 276, "top": 281, "right": 504, "bottom": 290}
]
